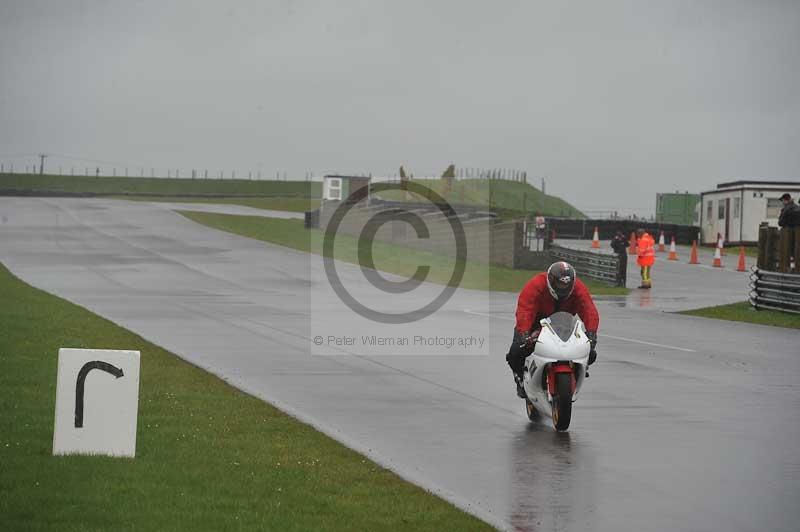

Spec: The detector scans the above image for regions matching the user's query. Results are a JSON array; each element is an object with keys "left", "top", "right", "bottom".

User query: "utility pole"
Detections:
[
  {"left": 38, "top": 153, "right": 47, "bottom": 175},
  {"left": 541, "top": 177, "right": 546, "bottom": 215}
]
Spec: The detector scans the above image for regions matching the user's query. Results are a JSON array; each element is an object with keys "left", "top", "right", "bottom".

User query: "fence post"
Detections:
[{"left": 794, "top": 228, "right": 800, "bottom": 274}]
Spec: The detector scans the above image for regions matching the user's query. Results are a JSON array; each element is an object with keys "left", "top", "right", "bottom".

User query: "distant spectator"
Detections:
[
  {"left": 610, "top": 230, "right": 629, "bottom": 287},
  {"left": 778, "top": 194, "right": 800, "bottom": 228}
]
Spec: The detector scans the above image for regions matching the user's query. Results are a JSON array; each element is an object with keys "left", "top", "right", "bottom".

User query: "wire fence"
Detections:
[{"left": 0, "top": 163, "right": 319, "bottom": 181}]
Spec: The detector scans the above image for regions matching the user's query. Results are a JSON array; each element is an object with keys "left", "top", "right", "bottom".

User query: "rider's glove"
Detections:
[
  {"left": 586, "top": 331, "right": 597, "bottom": 348},
  {"left": 586, "top": 331, "right": 598, "bottom": 365},
  {"left": 520, "top": 329, "right": 540, "bottom": 349}
]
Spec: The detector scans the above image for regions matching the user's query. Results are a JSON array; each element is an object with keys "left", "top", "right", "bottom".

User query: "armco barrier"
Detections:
[
  {"left": 550, "top": 245, "right": 619, "bottom": 285},
  {"left": 749, "top": 268, "right": 800, "bottom": 314}
]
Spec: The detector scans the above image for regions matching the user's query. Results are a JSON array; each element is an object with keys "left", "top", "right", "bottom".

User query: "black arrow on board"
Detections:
[{"left": 74, "top": 360, "right": 124, "bottom": 428}]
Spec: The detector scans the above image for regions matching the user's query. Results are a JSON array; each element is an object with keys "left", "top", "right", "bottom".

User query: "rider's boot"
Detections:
[{"left": 513, "top": 372, "right": 527, "bottom": 399}]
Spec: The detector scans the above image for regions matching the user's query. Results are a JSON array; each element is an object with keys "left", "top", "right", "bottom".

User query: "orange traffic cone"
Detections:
[
  {"left": 591, "top": 226, "right": 600, "bottom": 248},
  {"left": 667, "top": 236, "right": 678, "bottom": 260},
  {"left": 736, "top": 246, "right": 747, "bottom": 272},
  {"left": 629, "top": 232, "right": 637, "bottom": 254},
  {"left": 689, "top": 240, "right": 700, "bottom": 264},
  {"left": 658, "top": 231, "right": 665, "bottom": 252},
  {"left": 712, "top": 245, "right": 723, "bottom": 268}
]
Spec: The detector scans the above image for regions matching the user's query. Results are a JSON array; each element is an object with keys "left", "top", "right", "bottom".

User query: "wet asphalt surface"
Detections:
[{"left": 0, "top": 198, "right": 797, "bottom": 531}]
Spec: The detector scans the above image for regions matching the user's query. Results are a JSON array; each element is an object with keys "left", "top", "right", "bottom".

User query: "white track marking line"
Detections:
[
  {"left": 596, "top": 333, "right": 696, "bottom": 352},
  {"left": 463, "top": 309, "right": 696, "bottom": 352}
]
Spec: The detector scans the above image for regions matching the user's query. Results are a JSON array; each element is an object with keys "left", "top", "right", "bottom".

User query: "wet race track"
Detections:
[{"left": 1, "top": 198, "right": 798, "bottom": 531}]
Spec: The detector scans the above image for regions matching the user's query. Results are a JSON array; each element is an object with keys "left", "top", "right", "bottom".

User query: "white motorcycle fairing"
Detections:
[{"left": 522, "top": 312, "right": 591, "bottom": 421}]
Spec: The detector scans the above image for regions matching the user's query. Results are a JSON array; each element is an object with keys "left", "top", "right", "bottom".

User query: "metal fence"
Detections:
[
  {"left": 749, "top": 269, "right": 800, "bottom": 314},
  {"left": 549, "top": 245, "right": 619, "bottom": 285}
]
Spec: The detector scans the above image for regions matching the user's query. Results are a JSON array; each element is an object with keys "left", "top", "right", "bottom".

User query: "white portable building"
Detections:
[{"left": 699, "top": 180, "right": 800, "bottom": 244}]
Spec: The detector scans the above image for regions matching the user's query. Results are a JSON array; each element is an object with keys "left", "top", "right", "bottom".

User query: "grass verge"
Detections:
[
  {"left": 679, "top": 301, "right": 800, "bottom": 329},
  {"left": 178, "top": 210, "right": 627, "bottom": 295},
  {"left": 109, "top": 195, "right": 319, "bottom": 213},
  {"left": 0, "top": 263, "right": 490, "bottom": 531},
  {"left": 0, "top": 173, "right": 319, "bottom": 198}
]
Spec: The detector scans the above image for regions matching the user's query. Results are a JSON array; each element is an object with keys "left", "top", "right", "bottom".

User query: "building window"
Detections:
[
  {"left": 327, "top": 178, "right": 341, "bottom": 200},
  {"left": 718, "top": 202, "right": 725, "bottom": 220},
  {"left": 733, "top": 197, "right": 740, "bottom": 219},
  {"left": 766, "top": 198, "right": 782, "bottom": 219},
  {"left": 706, "top": 200, "right": 713, "bottom": 222}
]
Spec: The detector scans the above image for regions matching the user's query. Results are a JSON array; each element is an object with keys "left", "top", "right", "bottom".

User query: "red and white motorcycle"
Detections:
[{"left": 522, "top": 312, "right": 591, "bottom": 431}]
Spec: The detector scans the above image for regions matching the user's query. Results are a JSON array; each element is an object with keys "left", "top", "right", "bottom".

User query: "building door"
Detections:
[{"left": 725, "top": 198, "right": 730, "bottom": 242}]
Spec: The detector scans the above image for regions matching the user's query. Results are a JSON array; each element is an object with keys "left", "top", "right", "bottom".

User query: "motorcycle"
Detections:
[{"left": 522, "top": 311, "right": 591, "bottom": 431}]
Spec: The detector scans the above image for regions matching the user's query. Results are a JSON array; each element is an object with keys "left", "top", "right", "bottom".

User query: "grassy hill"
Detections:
[
  {"left": 0, "top": 173, "right": 583, "bottom": 218},
  {"left": 377, "top": 178, "right": 584, "bottom": 218}
]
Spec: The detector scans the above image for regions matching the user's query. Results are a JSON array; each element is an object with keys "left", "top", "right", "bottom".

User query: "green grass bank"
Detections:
[
  {"left": 0, "top": 263, "right": 490, "bottom": 531},
  {"left": 0, "top": 173, "right": 319, "bottom": 198},
  {"left": 679, "top": 301, "right": 800, "bottom": 329}
]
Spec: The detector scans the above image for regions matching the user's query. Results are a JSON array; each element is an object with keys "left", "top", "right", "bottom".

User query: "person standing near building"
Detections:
[
  {"left": 778, "top": 193, "right": 800, "bottom": 228},
  {"left": 779, "top": 193, "right": 799, "bottom": 269},
  {"left": 610, "top": 230, "right": 629, "bottom": 287},
  {"left": 636, "top": 229, "right": 655, "bottom": 289}
]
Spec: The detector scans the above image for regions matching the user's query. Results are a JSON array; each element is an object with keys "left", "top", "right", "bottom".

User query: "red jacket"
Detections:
[{"left": 514, "top": 273, "right": 600, "bottom": 334}]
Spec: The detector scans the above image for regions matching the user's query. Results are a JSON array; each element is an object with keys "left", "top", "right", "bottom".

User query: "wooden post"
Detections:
[
  {"left": 779, "top": 227, "right": 793, "bottom": 272},
  {"left": 764, "top": 226, "right": 779, "bottom": 271},
  {"left": 757, "top": 224, "right": 769, "bottom": 270},
  {"left": 794, "top": 228, "right": 800, "bottom": 273}
]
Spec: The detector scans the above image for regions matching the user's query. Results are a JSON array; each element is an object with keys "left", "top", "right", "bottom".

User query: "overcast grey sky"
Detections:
[{"left": 1, "top": 0, "right": 798, "bottom": 215}]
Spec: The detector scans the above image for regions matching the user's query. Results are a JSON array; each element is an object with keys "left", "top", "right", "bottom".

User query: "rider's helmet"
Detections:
[{"left": 546, "top": 261, "right": 576, "bottom": 301}]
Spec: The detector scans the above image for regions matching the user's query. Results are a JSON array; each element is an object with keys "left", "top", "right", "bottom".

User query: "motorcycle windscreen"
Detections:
[{"left": 547, "top": 312, "right": 579, "bottom": 342}]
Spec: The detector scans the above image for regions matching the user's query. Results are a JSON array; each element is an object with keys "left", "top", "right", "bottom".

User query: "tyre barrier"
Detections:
[
  {"left": 550, "top": 244, "right": 619, "bottom": 285},
  {"left": 749, "top": 268, "right": 800, "bottom": 314}
]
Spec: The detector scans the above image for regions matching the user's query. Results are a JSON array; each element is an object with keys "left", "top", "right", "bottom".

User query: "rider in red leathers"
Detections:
[{"left": 506, "top": 262, "right": 599, "bottom": 398}]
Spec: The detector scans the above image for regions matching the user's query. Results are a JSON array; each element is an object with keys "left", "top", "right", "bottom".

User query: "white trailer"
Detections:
[{"left": 699, "top": 180, "right": 800, "bottom": 245}]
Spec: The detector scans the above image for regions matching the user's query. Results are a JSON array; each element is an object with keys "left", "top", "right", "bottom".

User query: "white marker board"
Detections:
[{"left": 53, "top": 348, "right": 140, "bottom": 457}]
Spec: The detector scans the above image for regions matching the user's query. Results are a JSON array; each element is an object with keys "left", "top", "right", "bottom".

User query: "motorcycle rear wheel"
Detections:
[{"left": 551, "top": 373, "right": 572, "bottom": 431}]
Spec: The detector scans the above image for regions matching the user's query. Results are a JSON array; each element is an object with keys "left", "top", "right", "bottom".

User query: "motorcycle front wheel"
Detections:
[
  {"left": 525, "top": 399, "right": 538, "bottom": 421},
  {"left": 551, "top": 373, "right": 572, "bottom": 431}
]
